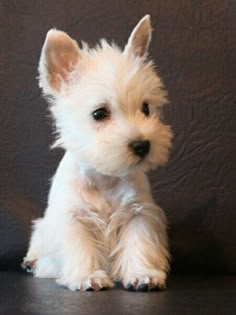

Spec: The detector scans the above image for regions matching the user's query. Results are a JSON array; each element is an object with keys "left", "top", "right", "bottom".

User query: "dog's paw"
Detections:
[
  {"left": 123, "top": 270, "right": 167, "bottom": 292},
  {"left": 21, "top": 258, "right": 36, "bottom": 273},
  {"left": 57, "top": 270, "right": 114, "bottom": 291},
  {"left": 22, "top": 256, "right": 58, "bottom": 279}
]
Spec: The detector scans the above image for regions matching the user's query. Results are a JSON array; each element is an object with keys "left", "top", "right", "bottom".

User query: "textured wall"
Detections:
[{"left": 0, "top": 0, "right": 235, "bottom": 272}]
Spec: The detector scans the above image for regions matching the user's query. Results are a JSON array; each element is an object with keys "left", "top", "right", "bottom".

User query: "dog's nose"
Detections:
[{"left": 129, "top": 140, "right": 150, "bottom": 158}]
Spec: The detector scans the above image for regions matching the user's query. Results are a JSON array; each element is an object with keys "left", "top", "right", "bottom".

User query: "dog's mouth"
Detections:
[
  {"left": 130, "top": 155, "right": 150, "bottom": 172},
  {"left": 136, "top": 157, "right": 146, "bottom": 165}
]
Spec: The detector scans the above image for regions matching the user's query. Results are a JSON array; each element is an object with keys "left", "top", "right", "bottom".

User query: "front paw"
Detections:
[
  {"left": 123, "top": 270, "right": 167, "bottom": 292},
  {"left": 57, "top": 270, "right": 114, "bottom": 291}
]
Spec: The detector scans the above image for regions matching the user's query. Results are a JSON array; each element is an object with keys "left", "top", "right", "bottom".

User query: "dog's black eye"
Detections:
[
  {"left": 92, "top": 108, "right": 109, "bottom": 121},
  {"left": 142, "top": 102, "right": 150, "bottom": 116}
]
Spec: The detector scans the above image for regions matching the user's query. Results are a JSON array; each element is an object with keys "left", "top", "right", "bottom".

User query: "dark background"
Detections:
[{"left": 0, "top": 0, "right": 235, "bottom": 274}]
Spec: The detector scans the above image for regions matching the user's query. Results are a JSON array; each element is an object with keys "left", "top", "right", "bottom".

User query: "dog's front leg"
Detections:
[
  {"left": 111, "top": 203, "right": 170, "bottom": 291},
  {"left": 56, "top": 212, "right": 113, "bottom": 291}
]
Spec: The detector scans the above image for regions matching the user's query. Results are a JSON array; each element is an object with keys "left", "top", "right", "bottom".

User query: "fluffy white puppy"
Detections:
[{"left": 22, "top": 15, "right": 172, "bottom": 292}]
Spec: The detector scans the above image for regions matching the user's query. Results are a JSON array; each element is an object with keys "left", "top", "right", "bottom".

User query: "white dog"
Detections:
[{"left": 22, "top": 15, "right": 172, "bottom": 292}]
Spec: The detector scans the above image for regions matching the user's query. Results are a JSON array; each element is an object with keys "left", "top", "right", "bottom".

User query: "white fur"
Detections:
[{"left": 23, "top": 15, "right": 172, "bottom": 291}]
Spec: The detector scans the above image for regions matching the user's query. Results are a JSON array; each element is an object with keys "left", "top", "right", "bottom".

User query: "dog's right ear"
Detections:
[
  {"left": 38, "top": 29, "right": 80, "bottom": 96},
  {"left": 124, "top": 15, "right": 152, "bottom": 58}
]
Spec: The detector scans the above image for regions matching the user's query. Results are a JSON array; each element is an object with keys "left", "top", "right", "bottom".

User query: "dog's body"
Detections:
[{"left": 22, "top": 15, "right": 172, "bottom": 292}]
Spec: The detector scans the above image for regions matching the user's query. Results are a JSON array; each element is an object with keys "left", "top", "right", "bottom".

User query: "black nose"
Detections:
[{"left": 129, "top": 140, "right": 150, "bottom": 158}]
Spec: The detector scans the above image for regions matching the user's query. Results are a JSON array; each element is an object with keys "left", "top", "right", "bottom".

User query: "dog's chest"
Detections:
[{"left": 74, "top": 177, "right": 136, "bottom": 220}]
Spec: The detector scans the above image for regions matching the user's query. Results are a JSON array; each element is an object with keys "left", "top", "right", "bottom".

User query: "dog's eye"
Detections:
[
  {"left": 92, "top": 108, "right": 110, "bottom": 121},
  {"left": 141, "top": 102, "right": 150, "bottom": 116}
]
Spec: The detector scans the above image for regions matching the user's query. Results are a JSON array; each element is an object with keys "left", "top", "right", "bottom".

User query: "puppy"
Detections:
[{"left": 22, "top": 15, "right": 172, "bottom": 292}]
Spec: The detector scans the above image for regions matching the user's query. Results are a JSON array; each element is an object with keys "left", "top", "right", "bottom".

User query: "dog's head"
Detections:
[{"left": 39, "top": 15, "right": 172, "bottom": 177}]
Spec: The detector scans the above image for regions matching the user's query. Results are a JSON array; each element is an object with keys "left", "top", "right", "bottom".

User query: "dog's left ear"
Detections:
[
  {"left": 124, "top": 15, "right": 152, "bottom": 57},
  {"left": 39, "top": 29, "right": 80, "bottom": 96}
]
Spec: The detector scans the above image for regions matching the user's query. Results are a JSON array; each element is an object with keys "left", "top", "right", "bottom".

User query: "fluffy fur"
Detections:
[{"left": 22, "top": 15, "right": 172, "bottom": 291}]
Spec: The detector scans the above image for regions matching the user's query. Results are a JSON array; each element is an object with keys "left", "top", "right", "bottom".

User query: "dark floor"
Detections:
[{"left": 0, "top": 272, "right": 235, "bottom": 315}]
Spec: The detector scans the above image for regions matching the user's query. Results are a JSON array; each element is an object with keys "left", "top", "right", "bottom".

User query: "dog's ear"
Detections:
[
  {"left": 124, "top": 15, "right": 152, "bottom": 57},
  {"left": 39, "top": 29, "right": 80, "bottom": 96}
]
